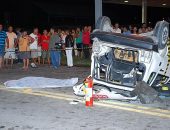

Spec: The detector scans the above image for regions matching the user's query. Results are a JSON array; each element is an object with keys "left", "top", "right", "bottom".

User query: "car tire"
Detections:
[
  {"left": 153, "top": 21, "right": 169, "bottom": 49},
  {"left": 95, "top": 16, "right": 113, "bottom": 32}
]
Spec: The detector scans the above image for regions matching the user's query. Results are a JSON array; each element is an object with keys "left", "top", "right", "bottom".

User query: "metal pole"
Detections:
[
  {"left": 95, "top": 0, "right": 102, "bottom": 25},
  {"left": 142, "top": 0, "right": 147, "bottom": 23}
]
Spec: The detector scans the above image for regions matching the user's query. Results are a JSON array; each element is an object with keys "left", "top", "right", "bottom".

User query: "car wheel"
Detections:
[
  {"left": 95, "top": 16, "right": 113, "bottom": 32},
  {"left": 153, "top": 21, "right": 169, "bottom": 49}
]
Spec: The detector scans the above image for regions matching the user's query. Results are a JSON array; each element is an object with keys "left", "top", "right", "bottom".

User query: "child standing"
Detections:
[{"left": 18, "top": 30, "right": 33, "bottom": 70}]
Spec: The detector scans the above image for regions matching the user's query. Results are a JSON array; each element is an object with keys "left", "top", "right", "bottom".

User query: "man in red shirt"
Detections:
[
  {"left": 82, "top": 26, "right": 91, "bottom": 59},
  {"left": 41, "top": 29, "right": 50, "bottom": 65}
]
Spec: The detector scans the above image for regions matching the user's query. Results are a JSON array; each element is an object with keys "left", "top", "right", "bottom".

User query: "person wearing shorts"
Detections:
[
  {"left": 18, "top": 30, "right": 32, "bottom": 70},
  {"left": 4, "top": 48, "right": 16, "bottom": 59},
  {"left": 30, "top": 49, "right": 38, "bottom": 58},
  {"left": 4, "top": 26, "right": 17, "bottom": 68},
  {"left": 30, "top": 28, "right": 39, "bottom": 65},
  {"left": 41, "top": 29, "right": 50, "bottom": 65}
]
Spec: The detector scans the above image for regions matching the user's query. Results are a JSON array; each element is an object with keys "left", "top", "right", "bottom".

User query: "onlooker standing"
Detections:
[
  {"left": 18, "top": 30, "right": 33, "bottom": 70},
  {"left": 82, "top": 26, "right": 91, "bottom": 59},
  {"left": 138, "top": 28, "right": 143, "bottom": 34},
  {"left": 123, "top": 26, "right": 131, "bottom": 35},
  {"left": 41, "top": 29, "right": 50, "bottom": 65},
  {"left": 113, "top": 23, "right": 121, "bottom": 33},
  {"left": 141, "top": 23, "right": 147, "bottom": 33},
  {"left": 132, "top": 26, "right": 138, "bottom": 35},
  {"left": 4, "top": 26, "right": 17, "bottom": 68},
  {"left": 0, "top": 24, "right": 8, "bottom": 69},
  {"left": 60, "top": 31, "right": 67, "bottom": 56},
  {"left": 15, "top": 28, "right": 22, "bottom": 63},
  {"left": 142, "top": 27, "right": 146, "bottom": 33},
  {"left": 65, "top": 31, "right": 74, "bottom": 67},
  {"left": 49, "top": 28, "right": 61, "bottom": 69},
  {"left": 71, "top": 29, "right": 78, "bottom": 57},
  {"left": 142, "top": 23, "right": 147, "bottom": 28},
  {"left": 88, "top": 26, "right": 92, "bottom": 33},
  {"left": 75, "top": 27, "right": 83, "bottom": 58},
  {"left": 29, "top": 28, "right": 38, "bottom": 67},
  {"left": 147, "top": 26, "right": 152, "bottom": 32},
  {"left": 37, "top": 32, "right": 42, "bottom": 65},
  {"left": 88, "top": 26, "right": 92, "bottom": 55}
]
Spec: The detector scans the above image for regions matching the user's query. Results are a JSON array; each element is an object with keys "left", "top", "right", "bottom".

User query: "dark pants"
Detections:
[
  {"left": 83, "top": 44, "right": 90, "bottom": 59},
  {"left": 50, "top": 50, "right": 61, "bottom": 68}
]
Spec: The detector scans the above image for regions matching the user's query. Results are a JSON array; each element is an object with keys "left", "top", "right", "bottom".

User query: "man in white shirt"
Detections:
[
  {"left": 30, "top": 28, "right": 38, "bottom": 66},
  {"left": 113, "top": 23, "right": 121, "bottom": 33},
  {"left": 4, "top": 26, "right": 17, "bottom": 68}
]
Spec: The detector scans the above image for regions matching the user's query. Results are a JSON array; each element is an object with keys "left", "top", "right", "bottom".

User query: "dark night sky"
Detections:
[{"left": 0, "top": 0, "right": 170, "bottom": 29}]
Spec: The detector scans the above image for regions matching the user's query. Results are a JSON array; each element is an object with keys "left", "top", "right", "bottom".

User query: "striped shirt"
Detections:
[{"left": 0, "top": 31, "right": 7, "bottom": 46}]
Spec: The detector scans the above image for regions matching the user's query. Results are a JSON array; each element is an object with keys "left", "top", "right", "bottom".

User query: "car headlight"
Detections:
[{"left": 140, "top": 50, "right": 152, "bottom": 63}]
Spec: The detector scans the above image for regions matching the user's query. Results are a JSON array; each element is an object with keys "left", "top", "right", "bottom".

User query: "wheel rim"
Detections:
[{"left": 162, "top": 27, "right": 169, "bottom": 45}]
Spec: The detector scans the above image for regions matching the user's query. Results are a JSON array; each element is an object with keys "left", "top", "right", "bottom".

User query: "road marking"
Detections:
[
  {"left": 32, "top": 90, "right": 170, "bottom": 114},
  {"left": 1, "top": 88, "right": 170, "bottom": 118},
  {"left": 100, "top": 100, "right": 170, "bottom": 114}
]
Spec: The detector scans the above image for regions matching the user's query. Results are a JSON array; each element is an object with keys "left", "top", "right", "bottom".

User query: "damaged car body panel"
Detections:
[{"left": 91, "top": 16, "right": 170, "bottom": 92}]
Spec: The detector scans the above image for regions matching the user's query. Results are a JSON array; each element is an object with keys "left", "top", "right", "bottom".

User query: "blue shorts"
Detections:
[{"left": 0, "top": 46, "right": 4, "bottom": 57}]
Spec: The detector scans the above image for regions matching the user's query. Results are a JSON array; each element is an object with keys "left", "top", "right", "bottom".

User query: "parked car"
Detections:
[{"left": 91, "top": 16, "right": 169, "bottom": 92}]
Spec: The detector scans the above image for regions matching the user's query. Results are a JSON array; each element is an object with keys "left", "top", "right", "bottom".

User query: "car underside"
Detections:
[{"left": 90, "top": 16, "right": 170, "bottom": 93}]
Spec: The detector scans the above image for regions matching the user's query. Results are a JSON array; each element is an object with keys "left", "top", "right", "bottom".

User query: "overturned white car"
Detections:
[{"left": 91, "top": 16, "right": 170, "bottom": 93}]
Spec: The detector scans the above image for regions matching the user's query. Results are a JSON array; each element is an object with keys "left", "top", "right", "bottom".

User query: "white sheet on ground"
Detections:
[{"left": 4, "top": 77, "right": 78, "bottom": 88}]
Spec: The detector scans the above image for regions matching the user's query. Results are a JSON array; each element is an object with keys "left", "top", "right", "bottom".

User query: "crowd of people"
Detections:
[
  {"left": 0, "top": 24, "right": 92, "bottom": 70},
  {"left": 0, "top": 22, "right": 153, "bottom": 71},
  {"left": 113, "top": 22, "right": 153, "bottom": 35}
]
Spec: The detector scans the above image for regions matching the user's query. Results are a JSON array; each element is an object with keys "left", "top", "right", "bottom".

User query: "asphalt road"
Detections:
[
  {"left": 0, "top": 65, "right": 170, "bottom": 130},
  {"left": 0, "top": 89, "right": 170, "bottom": 130}
]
